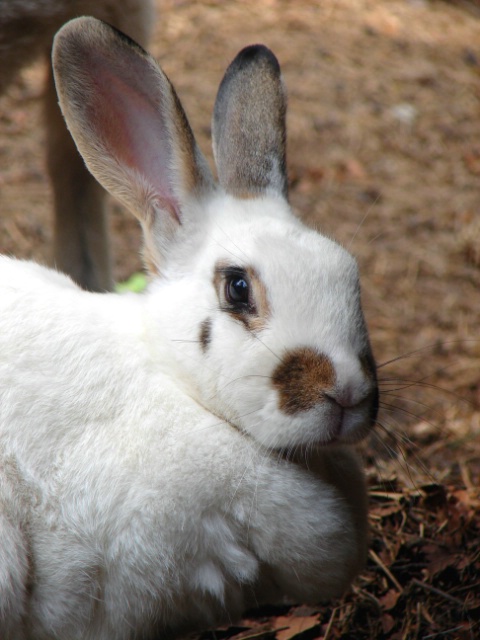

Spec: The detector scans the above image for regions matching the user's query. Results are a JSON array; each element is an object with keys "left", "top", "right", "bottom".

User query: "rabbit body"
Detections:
[
  {"left": 0, "top": 253, "right": 367, "bottom": 639},
  {"left": 0, "top": 17, "right": 378, "bottom": 639}
]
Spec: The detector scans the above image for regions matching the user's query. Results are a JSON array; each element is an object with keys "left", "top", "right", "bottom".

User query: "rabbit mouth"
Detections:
[
  {"left": 270, "top": 390, "right": 378, "bottom": 451},
  {"left": 323, "top": 391, "right": 378, "bottom": 446}
]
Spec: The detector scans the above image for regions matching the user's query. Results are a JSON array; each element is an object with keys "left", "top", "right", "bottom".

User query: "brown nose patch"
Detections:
[{"left": 272, "top": 347, "right": 336, "bottom": 415}]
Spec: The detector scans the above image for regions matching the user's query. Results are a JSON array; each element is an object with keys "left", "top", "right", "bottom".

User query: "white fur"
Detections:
[{"left": 0, "top": 20, "right": 376, "bottom": 639}]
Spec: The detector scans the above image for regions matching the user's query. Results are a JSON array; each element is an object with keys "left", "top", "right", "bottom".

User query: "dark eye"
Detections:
[{"left": 226, "top": 274, "right": 250, "bottom": 307}]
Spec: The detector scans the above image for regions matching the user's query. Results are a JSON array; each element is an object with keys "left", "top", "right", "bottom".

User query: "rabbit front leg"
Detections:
[{"left": 247, "top": 449, "right": 367, "bottom": 606}]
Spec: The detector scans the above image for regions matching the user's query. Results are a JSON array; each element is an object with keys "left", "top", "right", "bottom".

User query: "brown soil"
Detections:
[{"left": 1, "top": 1, "right": 479, "bottom": 638}]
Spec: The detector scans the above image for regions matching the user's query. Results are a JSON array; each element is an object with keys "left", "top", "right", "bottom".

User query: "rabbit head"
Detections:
[{"left": 52, "top": 18, "right": 378, "bottom": 452}]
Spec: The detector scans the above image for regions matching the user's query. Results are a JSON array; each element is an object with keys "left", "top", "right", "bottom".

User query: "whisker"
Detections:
[
  {"left": 379, "top": 393, "right": 442, "bottom": 414},
  {"left": 378, "top": 401, "right": 449, "bottom": 443},
  {"left": 373, "top": 421, "right": 440, "bottom": 486},
  {"left": 394, "top": 440, "right": 418, "bottom": 488},
  {"left": 379, "top": 377, "right": 474, "bottom": 407},
  {"left": 369, "top": 427, "right": 418, "bottom": 486},
  {"left": 206, "top": 374, "right": 271, "bottom": 403},
  {"left": 365, "top": 230, "right": 389, "bottom": 247},
  {"left": 228, "top": 462, "right": 253, "bottom": 511},
  {"left": 250, "top": 331, "right": 282, "bottom": 363},
  {"left": 379, "top": 400, "right": 438, "bottom": 426},
  {"left": 379, "top": 399, "right": 427, "bottom": 420},
  {"left": 346, "top": 204, "right": 376, "bottom": 252},
  {"left": 210, "top": 225, "right": 251, "bottom": 262},
  {"left": 377, "top": 339, "right": 479, "bottom": 369}
]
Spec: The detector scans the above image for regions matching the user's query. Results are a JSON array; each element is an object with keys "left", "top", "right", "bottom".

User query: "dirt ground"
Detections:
[{"left": 0, "top": 0, "right": 479, "bottom": 638}]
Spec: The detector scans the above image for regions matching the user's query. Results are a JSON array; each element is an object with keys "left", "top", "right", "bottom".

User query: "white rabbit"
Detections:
[
  {"left": 0, "top": 0, "right": 154, "bottom": 291},
  {"left": 0, "top": 17, "right": 379, "bottom": 640}
]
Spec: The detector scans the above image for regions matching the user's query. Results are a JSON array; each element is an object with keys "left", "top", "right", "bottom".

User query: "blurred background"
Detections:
[{"left": 0, "top": 1, "right": 479, "bottom": 636}]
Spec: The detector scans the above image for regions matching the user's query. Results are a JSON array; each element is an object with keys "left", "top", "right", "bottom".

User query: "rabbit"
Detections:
[
  {"left": 0, "top": 0, "right": 155, "bottom": 291},
  {"left": 0, "top": 16, "right": 379, "bottom": 640}
]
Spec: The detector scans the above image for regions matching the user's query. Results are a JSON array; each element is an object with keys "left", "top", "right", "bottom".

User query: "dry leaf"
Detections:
[
  {"left": 379, "top": 589, "right": 401, "bottom": 611},
  {"left": 273, "top": 615, "right": 320, "bottom": 640}
]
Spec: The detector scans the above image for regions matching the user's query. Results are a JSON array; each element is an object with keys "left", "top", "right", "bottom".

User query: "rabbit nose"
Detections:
[
  {"left": 325, "top": 385, "right": 379, "bottom": 424},
  {"left": 324, "top": 379, "right": 375, "bottom": 411},
  {"left": 324, "top": 359, "right": 379, "bottom": 440},
  {"left": 272, "top": 346, "right": 378, "bottom": 421}
]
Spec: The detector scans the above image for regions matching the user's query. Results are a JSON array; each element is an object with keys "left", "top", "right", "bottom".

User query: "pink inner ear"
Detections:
[{"left": 85, "top": 57, "right": 181, "bottom": 221}]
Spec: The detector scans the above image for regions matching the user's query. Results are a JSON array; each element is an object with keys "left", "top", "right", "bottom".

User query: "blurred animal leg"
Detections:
[{"left": 45, "top": 66, "right": 113, "bottom": 292}]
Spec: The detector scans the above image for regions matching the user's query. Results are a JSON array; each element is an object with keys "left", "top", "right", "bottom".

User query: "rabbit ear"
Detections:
[
  {"left": 212, "top": 45, "right": 288, "bottom": 200},
  {"left": 52, "top": 17, "right": 214, "bottom": 273}
]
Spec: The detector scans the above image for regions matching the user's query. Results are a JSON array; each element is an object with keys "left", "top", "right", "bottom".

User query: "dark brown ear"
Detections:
[
  {"left": 212, "top": 45, "right": 288, "bottom": 200},
  {"left": 52, "top": 17, "right": 214, "bottom": 273}
]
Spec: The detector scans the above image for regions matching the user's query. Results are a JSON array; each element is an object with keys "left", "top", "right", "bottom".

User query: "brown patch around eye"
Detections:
[
  {"left": 245, "top": 266, "right": 270, "bottom": 331},
  {"left": 213, "top": 261, "right": 270, "bottom": 332},
  {"left": 213, "top": 264, "right": 225, "bottom": 301},
  {"left": 199, "top": 318, "right": 212, "bottom": 352},
  {"left": 272, "top": 347, "right": 336, "bottom": 415}
]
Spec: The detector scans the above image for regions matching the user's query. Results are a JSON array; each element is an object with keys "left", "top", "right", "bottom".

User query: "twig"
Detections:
[
  {"left": 323, "top": 607, "right": 337, "bottom": 640},
  {"left": 460, "top": 462, "right": 474, "bottom": 491},
  {"left": 423, "top": 625, "right": 470, "bottom": 639},
  {"left": 410, "top": 578, "right": 465, "bottom": 607},
  {"left": 234, "top": 628, "right": 288, "bottom": 640},
  {"left": 368, "top": 549, "right": 403, "bottom": 593},
  {"left": 369, "top": 491, "right": 406, "bottom": 501},
  {"left": 352, "top": 584, "right": 382, "bottom": 612},
  {"left": 410, "top": 601, "right": 421, "bottom": 640}
]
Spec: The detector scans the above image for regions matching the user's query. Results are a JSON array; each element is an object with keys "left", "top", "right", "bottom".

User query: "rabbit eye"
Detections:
[
  {"left": 226, "top": 273, "right": 250, "bottom": 307},
  {"left": 214, "top": 262, "right": 266, "bottom": 331}
]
